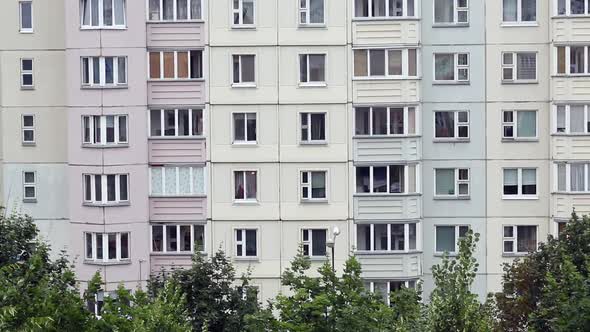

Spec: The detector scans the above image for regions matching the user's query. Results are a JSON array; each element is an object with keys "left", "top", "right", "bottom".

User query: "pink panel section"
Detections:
[
  {"left": 147, "top": 23, "right": 206, "bottom": 48},
  {"left": 149, "top": 139, "right": 206, "bottom": 164},
  {"left": 150, "top": 255, "right": 193, "bottom": 273},
  {"left": 147, "top": 81, "right": 206, "bottom": 106},
  {"left": 149, "top": 197, "right": 207, "bottom": 221}
]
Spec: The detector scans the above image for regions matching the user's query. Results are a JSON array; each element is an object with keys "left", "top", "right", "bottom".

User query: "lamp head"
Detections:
[{"left": 332, "top": 226, "right": 340, "bottom": 237}]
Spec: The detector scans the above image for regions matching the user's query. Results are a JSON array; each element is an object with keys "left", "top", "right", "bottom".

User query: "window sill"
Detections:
[
  {"left": 231, "top": 25, "right": 256, "bottom": 30},
  {"left": 22, "top": 142, "right": 36, "bottom": 147},
  {"left": 20, "top": 86, "right": 35, "bottom": 90},
  {"left": 234, "top": 257, "right": 260, "bottom": 262},
  {"left": 147, "top": 78, "right": 205, "bottom": 83},
  {"left": 300, "top": 199, "right": 329, "bottom": 204},
  {"left": 433, "top": 196, "right": 470, "bottom": 200},
  {"left": 149, "top": 194, "right": 206, "bottom": 199},
  {"left": 433, "top": 138, "right": 470, "bottom": 143},
  {"left": 298, "top": 82, "right": 327, "bottom": 88},
  {"left": 500, "top": 22, "right": 539, "bottom": 27},
  {"left": 552, "top": 74, "right": 590, "bottom": 78},
  {"left": 308, "top": 256, "right": 329, "bottom": 261},
  {"left": 297, "top": 24, "right": 327, "bottom": 29},
  {"left": 80, "top": 26, "right": 127, "bottom": 30},
  {"left": 552, "top": 133, "right": 590, "bottom": 137},
  {"left": 232, "top": 141, "right": 258, "bottom": 146},
  {"left": 23, "top": 198, "right": 37, "bottom": 203},
  {"left": 502, "top": 196, "right": 538, "bottom": 200},
  {"left": 502, "top": 253, "right": 530, "bottom": 257},
  {"left": 83, "top": 260, "right": 131, "bottom": 266},
  {"left": 147, "top": 19, "right": 205, "bottom": 24},
  {"left": 352, "top": 17, "right": 420, "bottom": 22},
  {"left": 81, "top": 85, "right": 128, "bottom": 90},
  {"left": 233, "top": 200, "right": 259, "bottom": 205},
  {"left": 552, "top": 191, "right": 590, "bottom": 195},
  {"left": 501, "top": 80, "right": 538, "bottom": 85},
  {"left": 501, "top": 138, "right": 539, "bottom": 143},
  {"left": 353, "top": 193, "right": 421, "bottom": 198},
  {"left": 19, "top": 30, "right": 34, "bottom": 34},
  {"left": 299, "top": 141, "right": 328, "bottom": 146},
  {"left": 551, "top": 15, "right": 590, "bottom": 19},
  {"left": 432, "top": 23, "right": 470, "bottom": 28},
  {"left": 82, "top": 143, "right": 129, "bottom": 149},
  {"left": 434, "top": 252, "right": 459, "bottom": 257},
  {"left": 83, "top": 202, "right": 131, "bottom": 207},
  {"left": 432, "top": 81, "right": 470, "bottom": 85},
  {"left": 148, "top": 136, "right": 206, "bottom": 140},
  {"left": 231, "top": 83, "right": 257, "bottom": 88},
  {"left": 352, "top": 76, "right": 419, "bottom": 81},
  {"left": 353, "top": 134, "right": 421, "bottom": 139}
]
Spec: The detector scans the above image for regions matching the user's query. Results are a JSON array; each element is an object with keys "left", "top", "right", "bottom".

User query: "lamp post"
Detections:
[{"left": 326, "top": 226, "right": 340, "bottom": 272}]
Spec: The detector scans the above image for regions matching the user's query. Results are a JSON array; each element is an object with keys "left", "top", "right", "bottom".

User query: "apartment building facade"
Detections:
[{"left": 0, "top": 0, "right": 583, "bottom": 303}]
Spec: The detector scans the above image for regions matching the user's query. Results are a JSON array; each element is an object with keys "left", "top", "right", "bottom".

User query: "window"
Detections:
[
  {"left": 149, "top": 109, "right": 203, "bottom": 137},
  {"left": 354, "top": 0, "right": 416, "bottom": 18},
  {"left": 434, "top": 53, "right": 469, "bottom": 82},
  {"left": 151, "top": 224, "right": 205, "bottom": 253},
  {"left": 435, "top": 168, "right": 470, "bottom": 198},
  {"left": 233, "top": 113, "right": 257, "bottom": 144},
  {"left": 300, "top": 0, "right": 325, "bottom": 25},
  {"left": 434, "top": 0, "right": 469, "bottom": 25},
  {"left": 19, "top": 1, "right": 33, "bottom": 32},
  {"left": 84, "top": 232, "right": 130, "bottom": 262},
  {"left": 232, "top": 55, "right": 256, "bottom": 85},
  {"left": 503, "top": 225, "right": 537, "bottom": 254},
  {"left": 556, "top": 220, "right": 567, "bottom": 237},
  {"left": 20, "top": 59, "right": 34, "bottom": 89},
  {"left": 299, "top": 54, "right": 326, "bottom": 84},
  {"left": 503, "top": 0, "right": 536, "bottom": 23},
  {"left": 556, "top": 46, "right": 590, "bottom": 75},
  {"left": 555, "top": 163, "right": 590, "bottom": 192},
  {"left": 234, "top": 170, "right": 257, "bottom": 201},
  {"left": 302, "top": 229, "right": 327, "bottom": 256},
  {"left": 365, "top": 280, "right": 417, "bottom": 305},
  {"left": 502, "top": 110, "right": 537, "bottom": 139},
  {"left": 148, "top": 0, "right": 201, "bottom": 21},
  {"left": 23, "top": 171, "right": 36, "bottom": 201},
  {"left": 555, "top": 105, "right": 590, "bottom": 134},
  {"left": 235, "top": 229, "right": 257, "bottom": 257},
  {"left": 82, "top": 115, "right": 128, "bottom": 145},
  {"left": 435, "top": 225, "right": 469, "bottom": 253},
  {"left": 503, "top": 168, "right": 537, "bottom": 198},
  {"left": 22, "top": 115, "right": 35, "bottom": 144},
  {"left": 356, "top": 223, "right": 418, "bottom": 252},
  {"left": 355, "top": 165, "right": 417, "bottom": 194},
  {"left": 354, "top": 48, "right": 418, "bottom": 78},
  {"left": 355, "top": 106, "right": 417, "bottom": 136},
  {"left": 233, "top": 0, "right": 255, "bottom": 26},
  {"left": 81, "top": 0, "right": 126, "bottom": 28},
  {"left": 301, "top": 171, "right": 327, "bottom": 200},
  {"left": 148, "top": 51, "right": 203, "bottom": 80},
  {"left": 556, "top": 0, "right": 590, "bottom": 15},
  {"left": 81, "top": 56, "right": 127, "bottom": 87},
  {"left": 150, "top": 166, "right": 205, "bottom": 196},
  {"left": 434, "top": 111, "right": 469, "bottom": 139},
  {"left": 83, "top": 174, "right": 129, "bottom": 204},
  {"left": 300, "top": 112, "right": 326, "bottom": 142},
  {"left": 502, "top": 52, "right": 537, "bottom": 82}
]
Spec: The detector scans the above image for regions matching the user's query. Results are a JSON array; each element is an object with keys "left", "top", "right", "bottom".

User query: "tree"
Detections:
[
  {"left": 426, "top": 230, "right": 494, "bottom": 332},
  {"left": 495, "top": 212, "right": 590, "bottom": 331}
]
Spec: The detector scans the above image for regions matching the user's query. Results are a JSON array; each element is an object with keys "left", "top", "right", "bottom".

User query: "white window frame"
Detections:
[
  {"left": 232, "top": 54, "right": 257, "bottom": 87},
  {"left": 234, "top": 228, "right": 259, "bottom": 258},
  {"left": 232, "top": 0, "right": 256, "bottom": 27},
  {"left": 84, "top": 232, "right": 130, "bottom": 262},
  {"left": 554, "top": 162, "right": 590, "bottom": 192},
  {"left": 356, "top": 223, "right": 420, "bottom": 252},
  {"left": 502, "top": 0, "right": 537, "bottom": 24},
  {"left": 353, "top": 48, "right": 419, "bottom": 79},
  {"left": 149, "top": 166, "right": 206, "bottom": 196},
  {"left": 355, "top": 164, "right": 419, "bottom": 195},
  {"left": 300, "top": 170, "right": 328, "bottom": 201},
  {"left": 20, "top": 58, "right": 34, "bottom": 89},
  {"left": 502, "top": 168, "right": 538, "bottom": 199},
  {"left": 433, "top": 0, "right": 469, "bottom": 25},
  {"left": 554, "top": 104, "right": 590, "bottom": 134},
  {"left": 81, "top": 0, "right": 127, "bottom": 29},
  {"left": 434, "top": 225, "right": 469, "bottom": 254},
  {"left": 23, "top": 171, "right": 37, "bottom": 201},
  {"left": 148, "top": 50, "right": 203, "bottom": 80},
  {"left": 299, "top": 0, "right": 325, "bottom": 25},
  {"left": 556, "top": 45, "right": 590, "bottom": 75},
  {"left": 365, "top": 280, "right": 418, "bottom": 305},
  {"left": 150, "top": 224, "right": 206, "bottom": 253},
  {"left": 502, "top": 225, "right": 538, "bottom": 255},
  {"left": 232, "top": 112, "right": 257, "bottom": 144},
  {"left": 299, "top": 53, "right": 327, "bottom": 86},
  {"left": 434, "top": 168, "right": 470, "bottom": 198},
  {"left": 300, "top": 112, "right": 327, "bottom": 143},
  {"left": 502, "top": 110, "right": 538, "bottom": 140},
  {"left": 83, "top": 174, "right": 129, "bottom": 205},
  {"left": 354, "top": 0, "right": 418, "bottom": 19},
  {"left": 19, "top": 1, "right": 33, "bottom": 33},
  {"left": 555, "top": 0, "right": 590, "bottom": 16},
  {"left": 146, "top": 0, "right": 202, "bottom": 21},
  {"left": 354, "top": 106, "right": 419, "bottom": 136},
  {"left": 433, "top": 110, "right": 470, "bottom": 140},
  {"left": 433, "top": 53, "right": 470, "bottom": 83},
  {"left": 81, "top": 56, "right": 128, "bottom": 87},
  {"left": 301, "top": 228, "right": 328, "bottom": 257},
  {"left": 501, "top": 52, "right": 537, "bottom": 83},
  {"left": 148, "top": 108, "right": 204, "bottom": 137},
  {"left": 233, "top": 170, "right": 258, "bottom": 202},
  {"left": 21, "top": 114, "right": 35, "bottom": 145},
  {"left": 82, "top": 115, "right": 128, "bottom": 146}
]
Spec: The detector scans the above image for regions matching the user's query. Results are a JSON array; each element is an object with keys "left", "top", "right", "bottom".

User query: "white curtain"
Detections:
[
  {"left": 434, "top": 0, "right": 454, "bottom": 23},
  {"left": 517, "top": 53, "right": 536, "bottom": 80},
  {"left": 191, "top": 0, "right": 202, "bottom": 19},
  {"left": 522, "top": 169, "right": 537, "bottom": 194},
  {"left": 310, "top": 0, "right": 324, "bottom": 23},
  {"left": 177, "top": 0, "right": 188, "bottom": 19},
  {"left": 179, "top": 167, "right": 191, "bottom": 194},
  {"left": 503, "top": 0, "right": 517, "bottom": 21},
  {"left": 558, "top": 164, "right": 567, "bottom": 191},
  {"left": 165, "top": 167, "right": 176, "bottom": 195},
  {"left": 114, "top": 0, "right": 125, "bottom": 25},
  {"left": 570, "top": 106, "right": 585, "bottom": 133},
  {"left": 435, "top": 54, "right": 454, "bottom": 80},
  {"left": 517, "top": 111, "right": 536, "bottom": 137},
  {"left": 151, "top": 168, "right": 163, "bottom": 195},
  {"left": 193, "top": 167, "right": 205, "bottom": 194},
  {"left": 571, "top": 164, "right": 585, "bottom": 191},
  {"left": 436, "top": 169, "right": 455, "bottom": 195},
  {"left": 372, "top": 0, "right": 386, "bottom": 17}
]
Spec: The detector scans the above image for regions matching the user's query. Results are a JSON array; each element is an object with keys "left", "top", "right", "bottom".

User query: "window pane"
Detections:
[
  {"left": 571, "top": 164, "right": 585, "bottom": 191},
  {"left": 193, "top": 167, "right": 205, "bottom": 194},
  {"left": 149, "top": 52, "right": 161, "bottom": 79},
  {"left": 194, "top": 225, "right": 205, "bottom": 251},
  {"left": 355, "top": 0, "right": 369, "bottom": 17},
  {"left": 311, "top": 172, "right": 326, "bottom": 198},
  {"left": 503, "top": 169, "right": 518, "bottom": 195},
  {"left": 436, "top": 226, "right": 455, "bottom": 252},
  {"left": 163, "top": 52, "right": 175, "bottom": 78},
  {"left": 85, "top": 175, "right": 92, "bottom": 200},
  {"left": 408, "top": 223, "right": 416, "bottom": 250},
  {"left": 178, "top": 109, "right": 190, "bottom": 136},
  {"left": 557, "top": 47, "right": 566, "bottom": 74},
  {"left": 312, "top": 229, "right": 326, "bottom": 256},
  {"left": 435, "top": 54, "right": 454, "bottom": 80},
  {"left": 92, "top": 57, "right": 100, "bottom": 84},
  {"left": 571, "top": 47, "right": 585, "bottom": 74},
  {"left": 106, "top": 116, "right": 115, "bottom": 143},
  {"left": 390, "top": 224, "right": 404, "bottom": 250},
  {"left": 179, "top": 225, "right": 191, "bottom": 251},
  {"left": 163, "top": 0, "right": 174, "bottom": 19},
  {"left": 435, "top": 112, "right": 455, "bottom": 138},
  {"left": 310, "top": 0, "right": 324, "bottom": 23},
  {"left": 234, "top": 113, "right": 245, "bottom": 141},
  {"left": 517, "top": 53, "right": 536, "bottom": 80},
  {"left": 235, "top": 172, "right": 244, "bottom": 199},
  {"left": 118, "top": 116, "right": 127, "bottom": 142},
  {"left": 192, "top": 110, "right": 203, "bottom": 135},
  {"left": 373, "top": 167, "right": 387, "bottom": 193},
  {"left": 105, "top": 58, "right": 114, "bottom": 84},
  {"left": 570, "top": 106, "right": 585, "bottom": 133},
  {"left": 389, "top": 165, "right": 404, "bottom": 193},
  {"left": 408, "top": 49, "right": 417, "bottom": 76},
  {"left": 517, "top": 111, "right": 536, "bottom": 137},
  {"left": 522, "top": 0, "right": 536, "bottom": 21},
  {"left": 246, "top": 113, "right": 257, "bottom": 141},
  {"left": 177, "top": 52, "right": 189, "bottom": 78},
  {"left": 391, "top": 0, "right": 404, "bottom": 16},
  {"left": 245, "top": 229, "right": 257, "bottom": 256},
  {"left": 20, "top": 2, "right": 32, "bottom": 29},
  {"left": 108, "top": 233, "right": 116, "bottom": 259},
  {"left": 114, "top": 0, "right": 125, "bottom": 25},
  {"left": 241, "top": 55, "right": 255, "bottom": 82},
  {"left": 372, "top": 107, "right": 387, "bottom": 135},
  {"left": 517, "top": 226, "right": 536, "bottom": 252},
  {"left": 374, "top": 224, "right": 388, "bottom": 250},
  {"left": 166, "top": 225, "right": 177, "bottom": 252},
  {"left": 370, "top": 50, "right": 386, "bottom": 76},
  {"left": 407, "top": 165, "right": 416, "bottom": 193},
  {"left": 95, "top": 175, "right": 102, "bottom": 201},
  {"left": 151, "top": 168, "right": 163, "bottom": 195},
  {"left": 434, "top": 0, "right": 454, "bottom": 23},
  {"left": 246, "top": 171, "right": 257, "bottom": 199},
  {"left": 557, "top": 0, "right": 566, "bottom": 14},
  {"left": 190, "top": 51, "right": 202, "bottom": 79},
  {"left": 149, "top": 0, "right": 160, "bottom": 20},
  {"left": 436, "top": 169, "right": 455, "bottom": 195},
  {"left": 120, "top": 233, "right": 129, "bottom": 259},
  {"left": 150, "top": 110, "right": 162, "bottom": 136},
  {"left": 164, "top": 110, "right": 175, "bottom": 136},
  {"left": 191, "top": 0, "right": 202, "bottom": 19},
  {"left": 233, "top": 55, "right": 240, "bottom": 83},
  {"left": 86, "top": 233, "right": 93, "bottom": 258},
  {"left": 310, "top": 113, "right": 325, "bottom": 140},
  {"left": 503, "top": 0, "right": 517, "bottom": 21},
  {"left": 372, "top": 0, "right": 386, "bottom": 17},
  {"left": 242, "top": 0, "right": 255, "bottom": 24},
  {"left": 355, "top": 108, "right": 370, "bottom": 135},
  {"left": 178, "top": 167, "right": 191, "bottom": 194},
  {"left": 107, "top": 175, "right": 116, "bottom": 201},
  {"left": 96, "top": 234, "right": 103, "bottom": 259},
  {"left": 309, "top": 55, "right": 325, "bottom": 82},
  {"left": 356, "top": 167, "right": 370, "bottom": 193},
  {"left": 357, "top": 224, "right": 370, "bottom": 250},
  {"left": 354, "top": 50, "right": 368, "bottom": 77},
  {"left": 388, "top": 50, "right": 402, "bottom": 75},
  {"left": 557, "top": 164, "right": 567, "bottom": 191},
  {"left": 152, "top": 225, "right": 163, "bottom": 251},
  {"left": 177, "top": 0, "right": 188, "bottom": 19},
  {"left": 390, "top": 108, "right": 404, "bottom": 135},
  {"left": 91, "top": 0, "right": 99, "bottom": 25},
  {"left": 572, "top": 0, "right": 585, "bottom": 14},
  {"left": 104, "top": 0, "right": 113, "bottom": 26},
  {"left": 299, "top": 55, "right": 308, "bottom": 82},
  {"left": 522, "top": 169, "right": 536, "bottom": 195}
]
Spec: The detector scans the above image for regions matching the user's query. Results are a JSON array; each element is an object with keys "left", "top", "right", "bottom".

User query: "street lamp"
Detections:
[{"left": 326, "top": 226, "right": 340, "bottom": 272}]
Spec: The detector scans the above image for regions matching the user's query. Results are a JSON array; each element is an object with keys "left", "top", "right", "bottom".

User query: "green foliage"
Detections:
[{"left": 495, "top": 212, "right": 590, "bottom": 332}]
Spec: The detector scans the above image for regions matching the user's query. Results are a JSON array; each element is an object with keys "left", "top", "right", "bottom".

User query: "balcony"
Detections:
[
  {"left": 552, "top": 17, "right": 590, "bottom": 44},
  {"left": 149, "top": 196, "right": 207, "bottom": 222},
  {"left": 552, "top": 135, "right": 590, "bottom": 160},
  {"left": 147, "top": 80, "right": 206, "bottom": 106},
  {"left": 355, "top": 252, "right": 422, "bottom": 279},
  {"left": 147, "top": 22, "right": 206, "bottom": 48},
  {"left": 352, "top": 20, "right": 419, "bottom": 46},
  {"left": 553, "top": 76, "right": 590, "bottom": 102},
  {"left": 353, "top": 136, "right": 421, "bottom": 163},
  {"left": 148, "top": 138, "right": 206, "bottom": 165},
  {"left": 353, "top": 194, "right": 421, "bottom": 220},
  {"left": 352, "top": 79, "right": 420, "bottom": 104},
  {"left": 553, "top": 193, "right": 590, "bottom": 219}
]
